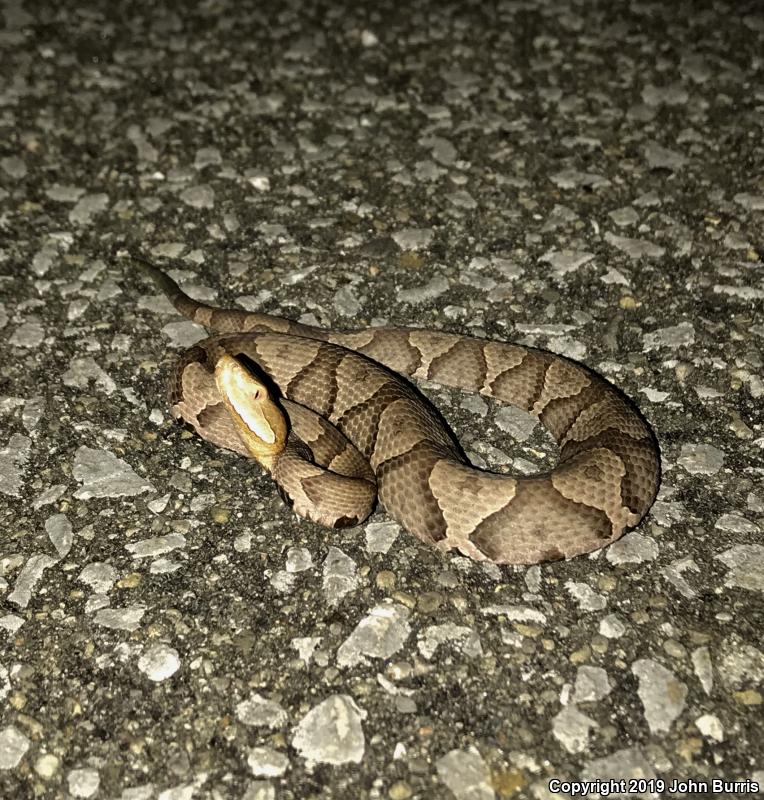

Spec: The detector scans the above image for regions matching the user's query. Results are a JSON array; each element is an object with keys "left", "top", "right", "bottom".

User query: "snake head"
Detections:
[{"left": 214, "top": 354, "right": 287, "bottom": 470}]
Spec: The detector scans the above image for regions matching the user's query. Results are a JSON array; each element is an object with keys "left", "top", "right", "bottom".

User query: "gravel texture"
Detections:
[{"left": 1, "top": 1, "right": 763, "bottom": 798}]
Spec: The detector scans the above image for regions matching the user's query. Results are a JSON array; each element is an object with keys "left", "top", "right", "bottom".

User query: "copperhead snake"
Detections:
[{"left": 135, "top": 256, "right": 660, "bottom": 565}]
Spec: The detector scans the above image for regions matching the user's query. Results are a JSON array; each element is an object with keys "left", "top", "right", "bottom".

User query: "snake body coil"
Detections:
[{"left": 137, "top": 257, "right": 660, "bottom": 565}]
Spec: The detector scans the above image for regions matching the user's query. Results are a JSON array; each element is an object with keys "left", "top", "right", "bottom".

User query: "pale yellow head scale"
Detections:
[{"left": 213, "top": 354, "right": 288, "bottom": 470}]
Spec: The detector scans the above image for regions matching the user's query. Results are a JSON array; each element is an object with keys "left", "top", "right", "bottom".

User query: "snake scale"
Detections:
[{"left": 136, "top": 257, "right": 660, "bottom": 565}]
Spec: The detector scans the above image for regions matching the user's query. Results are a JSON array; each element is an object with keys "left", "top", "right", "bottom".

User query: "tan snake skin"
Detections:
[{"left": 137, "top": 257, "right": 660, "bottom": 565}]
